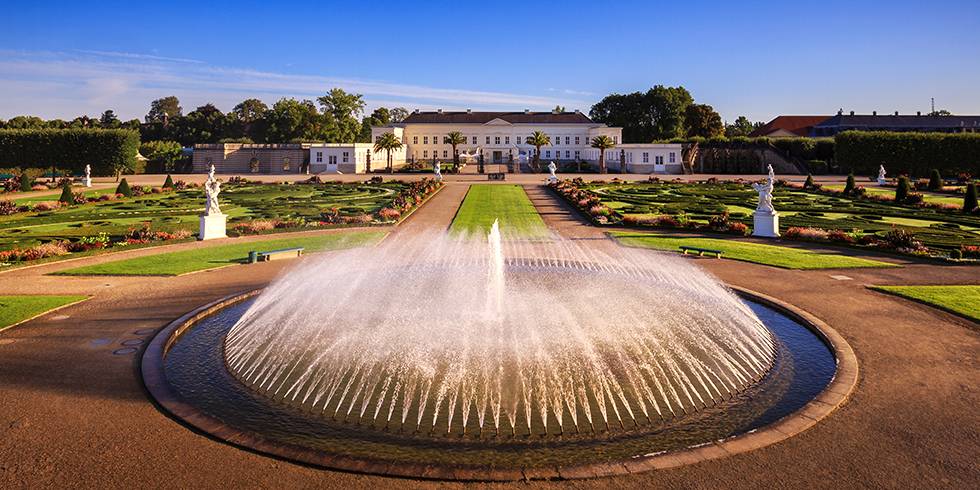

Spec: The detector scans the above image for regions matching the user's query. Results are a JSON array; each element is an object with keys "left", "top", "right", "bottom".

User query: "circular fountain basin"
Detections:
[{"left": 143, "top": 261, "right": 848, "bottom": 480}]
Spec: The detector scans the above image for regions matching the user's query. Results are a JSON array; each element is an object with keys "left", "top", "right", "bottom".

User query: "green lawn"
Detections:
[
  {"left": 0, "top": 295, "right": 88, "bottom": 331},
  {"left": 611, "top": 232, "right": 900, "bottom": 269},
  {"left": 55, "top": 231, "right": 386, "bottom": 276},
  {"left": 450, "top": 185, "right": 550, "bottom": 238},
  {"left": 871, "top": 285, "right": 980, "bottom": 323}
]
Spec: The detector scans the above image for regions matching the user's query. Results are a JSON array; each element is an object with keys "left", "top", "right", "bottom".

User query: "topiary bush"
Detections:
[
  {"left": 115, "top": 178, "right": 132, "bottom": 197},
  {"left": 58, "top": 182, "right": 74, "bottom": 204},
  {"left": 19, "top": 173, "right": 32, "bottom": 192},
  {"left": 895, "top": 176, "right": 910, "bottom": 203},
  {"left": 804, "top": 174, "right": 815, "bottom": 189},
  {"left": 163, "top": 174, "right": 174, "bottom": 189},
  {"left": 843, "top": 173, "right": 855, "bottom": 195},
  {"left": 928, "top": 169, "right": 943, "bottom": 191},
  {"left": 964, "top": 183, "right": 978, "bottom": 213}
]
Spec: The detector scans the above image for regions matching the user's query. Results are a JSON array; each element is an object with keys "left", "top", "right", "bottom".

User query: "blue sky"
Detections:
[{"left": 1, "top": 0, "right": 978, "bottom": 123}]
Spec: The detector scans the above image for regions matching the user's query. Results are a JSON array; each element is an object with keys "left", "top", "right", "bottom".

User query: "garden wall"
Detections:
[{"left": 0, "top": 129, "right": 140, "bottom": 177}]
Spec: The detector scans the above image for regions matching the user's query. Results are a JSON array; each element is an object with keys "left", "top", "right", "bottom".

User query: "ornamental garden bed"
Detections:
[
  {"left": 0, "top": 177, "right": 441, "bottom": 268},
  {"left": 549, "top": 178, "right": 980, "bottom": 261}
]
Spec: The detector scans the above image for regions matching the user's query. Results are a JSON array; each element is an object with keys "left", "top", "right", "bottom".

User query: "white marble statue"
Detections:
[
  {"left": 877, "top": 165, "right": 887, "bottom": 186},
  {"left": 752, "top": 164, "right": 776, "bottom": 213},
  {"left": 83, "top": 164, "right": 92, "bottom": 187},
  {"left": 204, "top": 164, "right": 222, "bottom": 215},
  {"left": 458, "top": 146, "right": 482, "bottom": 161},
  {"left": 433, "top": 161, "right": 442, "bottom": 181},
  {"left": 751, "top": 164, "right": 780, "bottom": 237},
  {"left": 547, "top": 161, "right": 558, "bottom": 182}
]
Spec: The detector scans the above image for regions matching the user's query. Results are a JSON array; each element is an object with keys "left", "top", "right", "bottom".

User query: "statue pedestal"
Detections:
[
  {"left": 752, "top": 210, "right": 780, "bottom": 238},
  {"left": 877, "top": 178, "right": 887, "bottom": 186},
  {"left": 547, "top": 175, "right": 558, "bottom": 183},
  {"left": 199, "top": 213, "right": 227, "bottom": 241},
  {"left": 84, "top": 177, "right": 91, "bottom": 187}
]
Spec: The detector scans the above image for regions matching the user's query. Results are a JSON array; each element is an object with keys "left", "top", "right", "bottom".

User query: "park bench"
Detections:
[
  {"left": 488, "top": 172, "right": 506, "bottom": 181},
  {"left": 248, "top": 247, "right": 304, "bottom": 263},
  {"left": 679, "top": 246, "right": 723, "bottom": 258}
]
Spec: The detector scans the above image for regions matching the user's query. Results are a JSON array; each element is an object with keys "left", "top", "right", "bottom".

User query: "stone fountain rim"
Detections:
[{"left": 140, "top": 285, "right": 858, "bottom": 482}]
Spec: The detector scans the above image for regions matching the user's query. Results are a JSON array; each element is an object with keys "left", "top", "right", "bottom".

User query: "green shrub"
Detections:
[
  {"left": 843, "top": 173, "right": 855, "bottom": 195},
  {"left": 965, "top": 183, "right": 978, "bottom": 213},
  {"left": 163, "top": 174, "right": 174, "bottom": 189},
  {"left": 895, "top": 176, "right": 910, "bottom": 202},
  {"left": 928, "top": 169, "right": 943, "bottom": 191},
  {"left": 19, "top": 173, "right": 32, "bottom": 192},
  {"left": 116, "top": 178, "right": 132, "bottom": 197},
  {"left": 58, "top": 182, "right": 74, "bottom": 204},
  {"left": 804, "top": 174, "right": 815, "bottom": 189}
]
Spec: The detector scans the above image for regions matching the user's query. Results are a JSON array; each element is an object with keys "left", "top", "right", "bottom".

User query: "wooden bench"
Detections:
[
  {"left": 679, "top": 246, "right": 723, "bottom": 258},
  {"left": 248, "top": 247, "right": 304, "bottom": 263},
  {"left": 488, "top": 172, "right": 506, "bottom": 181}
]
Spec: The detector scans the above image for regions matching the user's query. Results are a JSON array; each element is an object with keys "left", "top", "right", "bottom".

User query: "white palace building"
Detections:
[{"left": 308, "top": 110, "right": 683, "bottom": 174}]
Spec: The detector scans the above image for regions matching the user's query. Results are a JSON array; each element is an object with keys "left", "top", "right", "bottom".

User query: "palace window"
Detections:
[
  {"left": 494, "top": 136, "right": 501, "bottom": 144},
  {"left": 423, "top": 136, "right": 429, "bottom": 144},
  {"left": 565, "top": 150, "right": 570, "bottom": 158},
  {"left": 423, "top": 150, "right": 428, "bottom": 158},
  {"left": 342, "top": 151, "right": 349, "bottom": 163},
  {"left": 504, "top": 136, "right": 510, "bottom": 144},
  {"left": 613, "top": 136, "right": 618, "bottom": 144},
  {"left": 545, "top": 150, "right": 551, "bottom": 158},
  {"left": 669, "top": 152, "right": 676, "bottom": 163},
  {"left": 642, "top": 152, "right": 649, "bottom": 163},
  {"left": 565, "top": 136, "right": 570, "bottom": 145},
  {"left": 413, "top": 136, "right": 418, "bottom": 144},
  {"left": 575, "top": 136, "right": 580, "bottom": 145},
  {"left": 655, "top": 155, "right": 664, "bottom": 165},
  {"left": 328, "top": 155, "right": 337, "bottom": 165},
  {"left": 472, "top": 136, "right": 477, "bottom": 144},
  {"left": 486, "top": 136, "right": 491, "bottom": 144},
  {"left": 315, "top": 152, "right": 323, "bottom": 163},
  {"left": 375, "top": 136, "right": 380, "bottom": 143},
  {"left": 574, "top": 150, "right": 580, "bottom": 159},
  {"left": 443, "top": 150, "right": 448, "bottom": 158}
]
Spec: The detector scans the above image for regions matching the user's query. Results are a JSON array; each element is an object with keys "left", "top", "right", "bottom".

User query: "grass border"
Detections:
[
  {"left": 0, "top": 295, "right": 90, "bottom": 333},
  {"left": 868, "top": 285, "right": 980, "bottom": 326}
]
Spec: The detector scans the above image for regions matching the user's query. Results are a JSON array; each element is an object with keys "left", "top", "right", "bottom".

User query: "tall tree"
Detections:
[
  {"left": 445, "top": 131, "right": 466, "bottom": 171},
  {"left": 590, "top": 85, "right": 693, "bottom": 142},
  {"left": 230, "top": 98, "right": 269, "bottom": 141},
  {"left": 527, "top": 131, "right": 551, "bottom": 172},
  {"left": 99, "top": 110, "right": 120, "bottom": 128},
  {"left": 684, "top": 104, "right": 724, "bottom": 138},
  {"left": 357, "top": 107, "right": 392, "bottom": 143},
  {"left": 264, "top": 98, "right": 335, "bottom": 143},
  {"left": 725, "top": 116, "right": 761, "bottom": 137},
  {"left": 146, "top": 96, "right": 182, "bottom": 123},
  {"left": 373, "top": 132, "right": 402, "bottom": 173},
  {"left": 174, "top": 103, "right": 226, "bottom": 145},
  {"left": 590, "top": 135, "right": 616, "bottom": 174},
  {"left": 389, "top": 107, "right": 410, "bottom": 123},
  {"left": 5, "top": 115, "right": 45, "bottom": 129},
  {"left": 317, "top": 88, "right": 365, "bottom": 143}
]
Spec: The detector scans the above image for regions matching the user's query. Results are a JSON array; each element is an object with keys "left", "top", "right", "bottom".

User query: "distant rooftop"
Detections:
[
  {"left": 401, "top": 110, "right": 595, "bottom": 125},
  {"left": 749, "top": 116, "right": 830, "bottom": 137}
]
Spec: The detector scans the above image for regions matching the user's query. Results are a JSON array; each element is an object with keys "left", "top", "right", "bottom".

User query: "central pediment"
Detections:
[{"left": 483, "top": 118, "right": 513, "bottom": 126}]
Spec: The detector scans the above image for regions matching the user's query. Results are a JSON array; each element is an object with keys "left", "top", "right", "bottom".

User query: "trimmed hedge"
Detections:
[
  {"left": 0, "top": 129, "right": 140, "bottom": 177},
  {"left": 836, "top": 131, "right": 980, "bottom": 178}
]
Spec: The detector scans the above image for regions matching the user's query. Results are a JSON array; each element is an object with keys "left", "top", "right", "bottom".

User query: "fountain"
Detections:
[{"left": 222, "top": 224, "right": 778, "bottom": 437}]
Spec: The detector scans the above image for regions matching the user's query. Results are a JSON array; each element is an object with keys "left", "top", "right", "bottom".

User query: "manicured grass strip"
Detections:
[
  {"left": 55, "top": 231, "right": 386, "bottom": 276},
  {"left": 0, "top": 295, "right": 88, "bottom": 331},
  {"left": 871, "top": 285, "right": 980, "bottom": 323},
  {"left": 450, "top": 185, "right": 549, "bottom": 238},
  {"left": 611, "top": 232, "right": 900, "bottom": 269}
]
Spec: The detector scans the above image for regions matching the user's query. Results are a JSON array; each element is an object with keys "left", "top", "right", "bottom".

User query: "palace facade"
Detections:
[{"left": 309, "top": 110, "right": 684, "bottom": 174}]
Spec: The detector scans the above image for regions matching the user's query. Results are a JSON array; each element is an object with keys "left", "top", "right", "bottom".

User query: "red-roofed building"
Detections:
[{"left": 749, "top": 116, "right": 831, "bottom": 138}]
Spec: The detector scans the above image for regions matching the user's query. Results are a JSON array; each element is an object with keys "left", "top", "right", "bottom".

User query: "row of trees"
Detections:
[
  {"left": 0, "top": 89, "right": 410, "bottom": 148},
  {"left": 587, "top": 85, "right": 763, "bottom": 142}
]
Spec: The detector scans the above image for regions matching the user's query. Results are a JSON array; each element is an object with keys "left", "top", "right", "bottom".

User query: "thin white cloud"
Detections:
[{"left": 0, "top": 50, "right": 592, "bottom": 120}]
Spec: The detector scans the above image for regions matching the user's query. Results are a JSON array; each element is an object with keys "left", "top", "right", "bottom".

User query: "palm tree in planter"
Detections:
[
  {"left": 590, "top": 135, "right": 615, "bottom": 174},
  {"left": 446, "top": 131, "right": 466, "bottom": 172},
  {"left": 373, "top": 132, "right": 403, "bottom": 174},
  {"left": 527, "top": 131, "right": 551, "bottom": 173}
]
